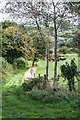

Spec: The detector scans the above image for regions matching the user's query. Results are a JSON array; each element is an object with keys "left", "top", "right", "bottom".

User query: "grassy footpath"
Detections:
[
  {"left": 2, "top": 54, "right": 79, "bottom": 118},
  {"left": 3, "top": 71, "right": 24, "bottom": 88}
]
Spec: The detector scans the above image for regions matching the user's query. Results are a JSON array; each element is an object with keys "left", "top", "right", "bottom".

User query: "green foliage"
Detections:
[
  {"left": 1, "top": 57, "right": 14, "bottom": 83},
  {"left": 36, "top": 54, "right": 78, "bottom": 81},
  {"left": 32, "top": 32, "right": 46, "bottom": 55},
  {"left": 73, "top": 31, "right": 80, "bottom": 48},
  {"left": 22, "top": 77, "right": 43, "bottom": 91},
  {"left": 67, "top": 2, "right": 80, "bottom": 15},
  {"left": 59, "top": 42, "right": 70, "bottom": 48},
  {"left": 12, "top": 86, "right": 24, "bottom": 96},
  {"left": 60, "top": 59, "right": 78, "bottom": 80},
  {"left": 60, "top": 59, "right": 78, "bottom": 91},
  {"left": 2, "top": 25, "right": 35, "bottom": 63},
  {"left": 60, "top": 20, "right": 70, "bottom": 30},
  {"left": 3, "top": 85, "right": 79, "bottom": 118},
  {"left": 71, "top": 48, "right": 78, "bottom": 53},
  {"left": 1, "top": 20, "right": 17, "bottom": 29},
  {"left": 28, "top": 89, "right": 51, "bottom": 102},
  {"left": 13, "top": 57, "right": 26, "bottom": 69},
  {"left": 28, "top": 89, "right": 69, "bottom": 103},
  {"left": 2, "top": 54, "right": 79, "bottom": 118},
  {"left": 30, "top": 30, "right": 51, "bottom": 57},
  {"left": 58, "top": 46, "right": 71, "bottom": 54}
]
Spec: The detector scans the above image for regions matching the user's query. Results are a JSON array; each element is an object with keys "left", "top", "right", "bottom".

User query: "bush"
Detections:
[
  {"left": 28, "top": 89, "right": 69, "bottom": 103},
  {"left": 22, "top": 77, "right": 43, "bottom": 91},
  {"left": 60, "top": 59, "right": 78, "bottom": 91},
  {"left": 29, "top": 90, "right": 48, "bottom": 101},
  {"left": 13, "top": 86, "right": 23, "bottom": 96},
  {"left": 70, "top": 48, "right": 78, "bottom": 53},
  {"left": 0, "top": 57, "right": 14, "bottom": 83},
  {"left": 13, "top": 57, "right": 26, "bottom": 69},
  {"left": 58, "top": 46, "right": 71, "bottom": 54}
]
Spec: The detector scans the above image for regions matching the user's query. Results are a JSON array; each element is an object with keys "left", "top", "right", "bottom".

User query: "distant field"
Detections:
[
  {"left": 36, "top": 54, "right": 78, "bottom": 79},
  {"left": 36, "top": 54, "right": 78, "bottom": 89}
]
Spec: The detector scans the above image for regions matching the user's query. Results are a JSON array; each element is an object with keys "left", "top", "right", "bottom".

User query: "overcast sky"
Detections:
[
  {"left": 0, "top": 0, "right": 8, "bottom": 21},
  {"left": 0, "top": 0, "right": 79, "bottom": 22},
  {"left": 0, "top": 0, "right": 62, "bottom": 22}
]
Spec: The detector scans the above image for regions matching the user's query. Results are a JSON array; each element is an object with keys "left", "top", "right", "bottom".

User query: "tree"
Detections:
[
  {"left": 25, "top": 1, "right": 67, "bottom": 88},
  {"left": 66, "top": 2, "right": 80, "bottom": 74},
  {"left": 3, "top": 0, "right": 74, "bottom": 89},
  {"left": 2, "top": 24, "right": 35, "bottom": 63},
  {"left": 29, "top": 30, "right": 48, "bottom": 56},
  {"left": 40, "top": 1, "right": 68, "bottom": 89},
  {"left": 60, "top": 59, "right": 79, "bottom": 91},
  {"left": 30, "top": 30, "right": 49, "bottom": 67},
  {"left": 1, "top": 20, "right": 17, "bottom": 29}
]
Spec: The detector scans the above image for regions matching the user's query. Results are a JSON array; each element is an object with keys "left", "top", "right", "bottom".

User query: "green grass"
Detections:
[
  {"left": 2, "top": 86, "right": 79, "bottom": 118},
  {"left": 36, "top": 54, "right": 78, "bottom": 79},
  {"left": 3, "top": 60, "right": 32, "bottom": 88},
  {"left": 2, "top": 54, "right": 79, "bottom": 118},
  {"left": 36, "top": 54, "right": 78, "bottom": 89}
]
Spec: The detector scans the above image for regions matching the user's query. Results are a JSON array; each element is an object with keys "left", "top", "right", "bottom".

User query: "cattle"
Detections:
[
  {"left": 60, "top": 57, "right": 66, "bottom": 61},
  {"left": 41, "top": 54, "right": 66, "bottom": 61},
  {"left": 48, "top": 55, "right": 52, "bottom": 61}
]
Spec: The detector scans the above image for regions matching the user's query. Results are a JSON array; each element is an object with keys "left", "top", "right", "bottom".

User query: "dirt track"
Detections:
[{"left": 24, "top": 66, "right": 37, "bottom": 81}]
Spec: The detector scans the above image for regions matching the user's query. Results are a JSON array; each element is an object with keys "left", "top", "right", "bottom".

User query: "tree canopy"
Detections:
[{"left": 2, "top": 21, "right": 35, "bottom": 63}]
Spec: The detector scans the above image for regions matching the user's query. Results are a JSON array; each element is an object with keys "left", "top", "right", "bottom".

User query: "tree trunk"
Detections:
[
  {"left": 53, "top": 3, "right": 58, "bottom": 90},
  {"left": 68, "top": 80, "right": 72, "bottom": 91},
  {"left": 43, "top": 74, "right": 47, "bottom": 89},
  {"left": 32, "top": 53, "right": 36, "bottom": 66},
  {"left": 72, "top": 78, "right": 75, "bottom": 91},
  {"left": 32, "top": 59, "right": 35, "bottom": 67},
  {"left": 35, "top": 17, "right": 49, "bottom": 83}
]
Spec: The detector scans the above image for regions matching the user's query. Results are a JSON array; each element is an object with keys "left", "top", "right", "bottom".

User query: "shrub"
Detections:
[
  {"left": 60, "top": 59, "right": 79, "bottom": 91},
  {"left": 22, "top": 77, "right": 43, "bottom": 92},
  {"left": 1, "top": 57, "right": 9, "bottom": 69},
  {"left": 0, "top": 57, "right": 14, "bottom": 83},
  {"left": 58, "top": 46, "right": 71, "bottom": 54},
  {"left": 28, "top": 89, "right": 68, "bottom": 103},
  {"left": 13, "top": 86, "right": 23, "bottom": 96},
  {"left": 22, "top": 82, "right": 33, "bottom": 92},
  {"left": 28, "top": 90, "right": 48, "bottom": 101},
  {"left": 70, "top": 48, "right": 78, "bottom": 53},
  {"left": 13, "top": 57, "right": 26, "bottom": 69}
]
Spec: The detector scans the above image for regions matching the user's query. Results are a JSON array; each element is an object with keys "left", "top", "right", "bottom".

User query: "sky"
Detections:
[
  {"left": 0, "top": 0, "right": 79, "bottom": 22},
  {"left": 0, "top": 0, "right": 8, "bottom": 21},
  {"left": 0, "top": 0, "right": 62, "bottom": 22}
]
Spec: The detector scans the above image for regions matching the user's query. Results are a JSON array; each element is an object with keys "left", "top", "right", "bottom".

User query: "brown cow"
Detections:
[{"left": 60, "top": 57, "right": 66, "bottom": 61}]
